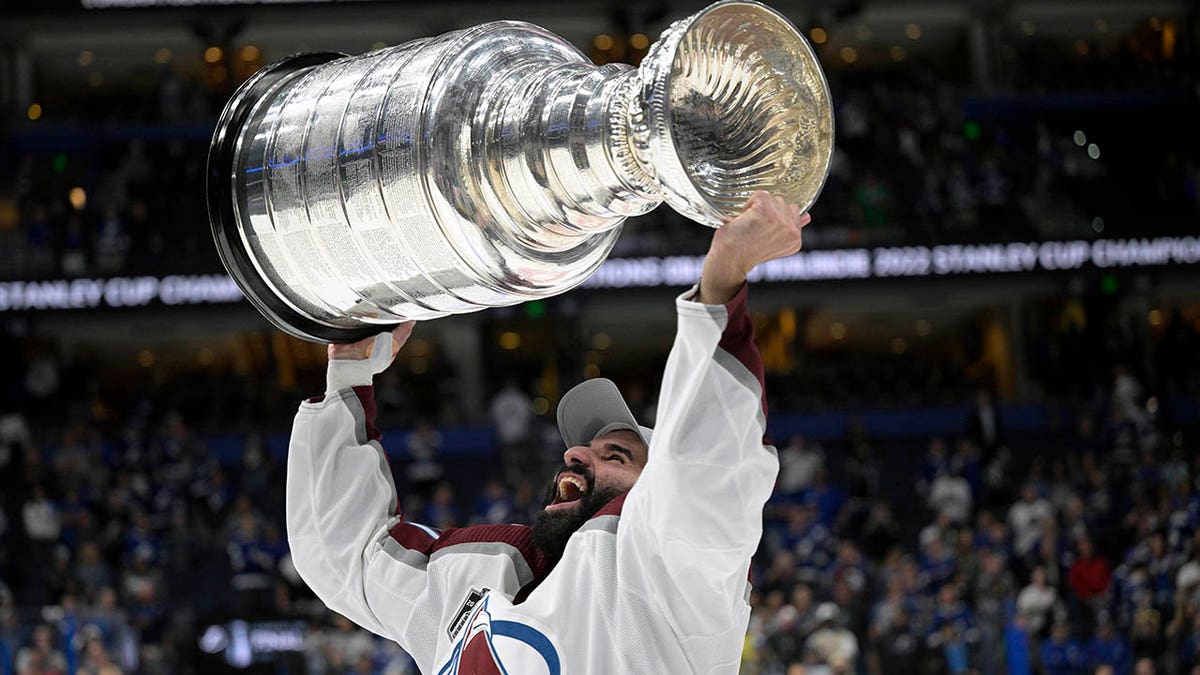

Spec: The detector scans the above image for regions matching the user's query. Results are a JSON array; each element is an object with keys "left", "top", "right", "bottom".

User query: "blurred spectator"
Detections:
[
  {"left": 422, "top": 482, "right": 458, "bottom": 530},
  {"left": 868, "top": 607, "right": 921, "bottom": 675},
  {"left": 0, "top": 412, "right": 33, "bottom": 475},
  {"left": 929, "top": 468, "right": 973, "bottom": 525},
  {"left": 472, "top": 479, "right": 514, "bottom": 525},
  {"left": 405, "top": 419, "right": 444, "bottom": 503},
  {"left": 75, "top": 629, "right": 124, "bottom": 675},
  {"left": 777, "top": 435, "right": 825, "bottom": 496},
  {"left": 1134, "top": 657, "right": 1157, "bottom": 675},
  {"left": 1176, "top": 613, "right": 1200, "bottom": 674},
  {"left": 919, "top": 537, "right": 957, "bottom": 594},
  {"left": 1130, "top": 595, "right": 1165, "bottom": 663},
  {"left": 974, "top": 548, "right": 1015, "bottom": 675},
  {"left": 71, "top": 540, "right": 110, "bottom": 598},
  {"left": 805, "top": 602, "right": 858, "bottom": 674},
  {"left": 1009, "top": 484, "right": 1054, "bottom": 559},
  {"left": 859, "top": 502, "right": 900, "bottom": 562},
  {"left": 1111, "top": 366, "right": 1147, "bottom": 432},
  {"left": 1005, "top": 615, "right": 1035, "bottom": 675},
  {"left": 1040, "top": 621, "right": 1087, "bottom": 675},
  {"left": 15, "top": 624, "right": 66, "bottom": 675},
  {"left": 1069, "top": 537, "right": 1112, "bottom": 624},
  {"left": 1180, "top": 559, "right": 1200, "bottom": 611},
  {"left": 806, "top": 468, "right": 846, "bottom": 529},
  {"left": 227, "top": 510, "right": 281, "bottom": 615},
  {"left": 1017, "top": 565, "right": 1059, "bottom": 636},
  {"left": 919, "top": 511, "right": 957, "bottom": 552},
  {"left": 927, "top": 584, "right": 978, "bottom": 674},
  {"left": 21, "top": 486, "right": 60, "bottom": 545},
  {"left": 21, "top": 485, "right": 60, "bottom": 577},
  {"left": 308, "top": 615, "right": 375, "bottom": 674},
  {"left": 489, "top": 380, "right": 534, "bottom": 488},
  {"left": 762, "top": 588, "right": 809, "bottom": 669},
  {"left": 1089, "top": 617, "right": 1133, "bottom": 675},
  {"left": 509, "top": 479, "right": 540, "bottom": 526},
  {"left": 918, "top": 438, "right": 950, "bottom": 495},
  {"left": 966, "top": 389, "right": 1003, "bottom": 456}
]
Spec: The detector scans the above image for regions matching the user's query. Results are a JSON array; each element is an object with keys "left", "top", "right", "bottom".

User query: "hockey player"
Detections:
[{"left": 287, "top": 192, "right": 810, "bottom": 674}]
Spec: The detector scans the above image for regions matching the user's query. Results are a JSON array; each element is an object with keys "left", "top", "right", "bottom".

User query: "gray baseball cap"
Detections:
[{"left": 557, "top": 378, "right": 654, "bottom": 448}]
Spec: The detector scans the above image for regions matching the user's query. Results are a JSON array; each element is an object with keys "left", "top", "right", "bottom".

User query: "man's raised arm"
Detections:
[
  {"left": 616, "top": 192, "right": 809, "bottom": 649},
  {"left": 285, "top": 324, "right": 430, "bottom": 646},
  {"left": 286, "top": 322, "right": 546, "bottom": 673}
]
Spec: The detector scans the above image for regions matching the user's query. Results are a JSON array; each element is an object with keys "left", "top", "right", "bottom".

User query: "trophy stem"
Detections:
[
  {"left": 603, "top": 70, "right": 664, "bottom": 207},
  {"left": 478, "top": 64, "right": 663, "bottom": 255}
]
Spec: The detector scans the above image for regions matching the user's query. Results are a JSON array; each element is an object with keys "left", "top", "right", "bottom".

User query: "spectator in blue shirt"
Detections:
[
  {"left": 928, "top": 584, "right": 978, "bottom": 674},
  {"left": 1178, "top": 612, "right": 1200, "bottom": 674},
  {"left": 1041, "top": 621, "right": 1087, "bottom": 675},
  {"left": 1088, "top": 616, "right": 1132, "bottom": 675},
  {"left": 805, "top": 467, "right": 846, "bottom": 528},
  {"left": 1004, "top": 615, "right": 1034, "bottom": 675},
  {"left": 471, "top": 479, "right": 514, "bottom": 525},
  {"left": 919, "top": 538, "right": 958, "bottom": 594}
]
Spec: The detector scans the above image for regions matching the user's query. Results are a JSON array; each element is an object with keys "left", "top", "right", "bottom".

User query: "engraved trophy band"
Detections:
[{"left": 206, "top": 0, "right": 834, "bottom": 342}]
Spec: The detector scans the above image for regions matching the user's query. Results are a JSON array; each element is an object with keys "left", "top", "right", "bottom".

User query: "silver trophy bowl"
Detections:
[{"left": 207, "top": 0, "right": 833, "bottom": 342}]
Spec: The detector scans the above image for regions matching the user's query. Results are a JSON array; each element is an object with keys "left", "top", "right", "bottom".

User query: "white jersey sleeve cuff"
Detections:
[
  {"left": 674, "top": 284, "right": 731, "bottom": 325},
  {"left": 678, "top": 284, "right": 701, "bottom": 304},
  {"left": 324, "top": 332, "right": 396, "bottom": 393},
  {"left": 325, "top": 359, "right": 377, "bottom": 393}
]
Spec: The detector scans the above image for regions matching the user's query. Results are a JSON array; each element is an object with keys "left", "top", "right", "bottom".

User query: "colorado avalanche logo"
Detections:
[{"left": 438, "top": 596, "right": 561, "bottom": 675}]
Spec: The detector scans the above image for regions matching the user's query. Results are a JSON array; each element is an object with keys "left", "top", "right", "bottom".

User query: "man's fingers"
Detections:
[
  {"left": 328, "top": 321, "right": 417, "bottom": 362},
  {"left": 744, "top": 190, "right": 773, "bottom": 214},
  {"left": 390, "top": 321, "right": 417, "bottom": 357},
  {"left": 393, "top": 320, "right": 416, "bottom": 338},
  {"left": 743, "top": 192, "right": 805, "bottom": 224},
  {"left": 329, "top": 332, "right": 376, "bottom": 361},
  {"left": 371, "top": 321, "right": 417, "bottom": 358},
  {"left": 732, "top": 192, "right": 810, "bottom": 259}
]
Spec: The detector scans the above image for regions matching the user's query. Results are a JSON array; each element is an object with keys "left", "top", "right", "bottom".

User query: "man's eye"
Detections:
[{"left": 607, "top": 454, "right": 625, "bottom": 463}]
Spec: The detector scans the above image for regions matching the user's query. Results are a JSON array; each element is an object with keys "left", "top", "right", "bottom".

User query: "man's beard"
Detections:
[{"left": 530, "top": 466, "right": 624, "bottom": 562}]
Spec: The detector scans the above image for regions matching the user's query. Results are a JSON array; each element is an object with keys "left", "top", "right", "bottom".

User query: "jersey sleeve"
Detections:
[
  {"left": 285, "top": 384, "right": 547, "bottom": 671},
  {"left": 616, "top": 282, "right": 779, "bottom": 640}
]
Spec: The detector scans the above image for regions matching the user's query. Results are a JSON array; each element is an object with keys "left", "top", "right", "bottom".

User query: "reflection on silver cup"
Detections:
[{"left": 207, "top": 0, "right": 833, "bottom": 342}]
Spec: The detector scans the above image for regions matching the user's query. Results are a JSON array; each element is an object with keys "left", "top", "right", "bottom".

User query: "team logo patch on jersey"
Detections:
[
  {"left": 448, "top": 587, "right": 489, "bottom": 640},
  {"left": 438, "top": 596, "right": 561, "bottom": 675}
]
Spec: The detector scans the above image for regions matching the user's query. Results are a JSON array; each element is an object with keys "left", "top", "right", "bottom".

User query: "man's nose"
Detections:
[{"left": 562, "top": 445, "right": 594, "bottom": 468}]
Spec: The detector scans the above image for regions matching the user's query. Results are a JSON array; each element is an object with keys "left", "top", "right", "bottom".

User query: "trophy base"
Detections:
[{"left": 208, "top": 51, "right": 391, "bottom": 344}]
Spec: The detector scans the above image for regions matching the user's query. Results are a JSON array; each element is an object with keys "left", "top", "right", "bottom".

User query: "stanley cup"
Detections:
[{"left": 207, "top": 0, "right": 834, "bottom": 342}]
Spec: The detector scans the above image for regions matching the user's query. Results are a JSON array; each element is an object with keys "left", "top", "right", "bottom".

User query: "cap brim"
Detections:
[{"left": 557, "top": 378, "right": 653, "bottom": 448}]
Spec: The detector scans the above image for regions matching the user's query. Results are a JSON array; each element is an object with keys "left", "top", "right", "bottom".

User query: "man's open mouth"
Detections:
[{"left": 546, "top": 472, "right": 589, "bottom": 511}]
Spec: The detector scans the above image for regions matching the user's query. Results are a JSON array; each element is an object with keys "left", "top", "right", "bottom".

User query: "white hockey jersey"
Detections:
[{"left": 286, "top": 285, "right": 779, "bottom": 674}]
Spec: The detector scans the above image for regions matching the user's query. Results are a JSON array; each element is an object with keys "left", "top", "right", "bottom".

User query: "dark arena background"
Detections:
[{"left": 1, "top": 0, "right": 1198, "bottom": 673}]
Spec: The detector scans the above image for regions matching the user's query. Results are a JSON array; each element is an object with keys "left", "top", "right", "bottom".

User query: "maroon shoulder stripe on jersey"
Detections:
[
  {"left": 433, "top": 524, "right": 550, "bottom": 576},
  {"left": 352, "top": 386, "right": 383, "bottom": 442},
  {"left": 716, "top": 283, "right": 768, "bottom": 418},
  {"left": 386, "top": 521, "right": 551, "bottom": 577},
  {"left": 388, "top": 521, "right": 440, "bottom": 552},
  {"left": 346, "top": 386, "right": 399, "bottom": 513}
]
